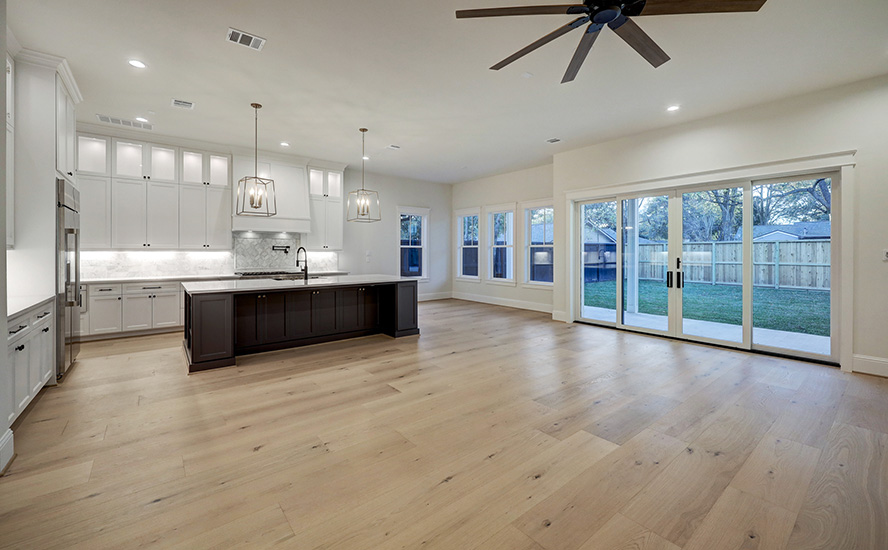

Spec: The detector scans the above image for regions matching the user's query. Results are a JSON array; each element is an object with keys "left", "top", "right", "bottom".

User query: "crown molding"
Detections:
[
  {"left": 6, "top": 27, "right": 22, "bottom": 57},
  {"left": 14, "top": 48, "right": 83, "bottom": 104}
]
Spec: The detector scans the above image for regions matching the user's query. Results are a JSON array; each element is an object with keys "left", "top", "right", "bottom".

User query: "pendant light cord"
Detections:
[
  {"left": 254, "top": 106, "right": 258, "bottom": 178},
  {"left": 361, "top": 129, "right": 366, "bottom": 191}
]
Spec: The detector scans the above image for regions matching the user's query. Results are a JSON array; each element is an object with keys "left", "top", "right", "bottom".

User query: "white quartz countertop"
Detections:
[
  {"left": 8, "top": 294, "right": 55, "bottom": 319},
  {"left": 82, "top": 272, "right": 349, "bottom": 285},
  {"left": 183, "top": 275, "right": 410, "bottom": 294}
]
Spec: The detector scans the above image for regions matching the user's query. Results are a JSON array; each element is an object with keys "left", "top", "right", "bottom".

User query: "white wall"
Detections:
[
  {"left": 551, "top": 74, "right": 888, "bottom": 374},
  {"left": 339, "top": 168, "right": 452, "bottom": 301},
  {"left": 452, "top": 164, "right": 554, "bottom": 312}
]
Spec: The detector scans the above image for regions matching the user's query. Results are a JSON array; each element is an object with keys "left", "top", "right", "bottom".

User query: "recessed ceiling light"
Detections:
[
  {"left": 280, "top": 142, "right": 290, "bottom": 147},
  {"left": 128, "top": 59, "right": 147, "bottom": 69},
  {"left": 134, "top": 117, "right": 149, "bottom": 123},
  {"left": 667, "top": 105, "right": 681, "bottom": 112}
]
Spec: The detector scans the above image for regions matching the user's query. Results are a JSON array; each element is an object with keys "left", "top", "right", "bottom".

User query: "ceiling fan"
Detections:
[{"left": 456, "top": 1, "right": 768, "bottom": 83}]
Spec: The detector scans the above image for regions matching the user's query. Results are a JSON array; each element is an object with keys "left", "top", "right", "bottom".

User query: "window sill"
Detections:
[
  {"left": 485, "top": 279, "right": 517, "bottom": 287},
  {"left": 521, "top": 282, "right": 554, "bottom": 290},
  {"left": 455, "top": 276, "right": 482, "bottom": 284},
  {"left": 402, "top": 276, "right": 429, "bottom": 282}
]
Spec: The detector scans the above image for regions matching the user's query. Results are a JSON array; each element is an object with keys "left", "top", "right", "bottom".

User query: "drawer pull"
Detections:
[
  {"left": 142, "top": 286, "right": 162, "bottom": 290},
  {"left": 15, "top": 345, "right": 24, "bottom": 352},
  {"left": 37, "top": 312, "right": 51, "bottom": 319},
  {"left": 9, "top": 325, "right": 27, "bottom": 335},
  {"left": 97, "top": 288, "right": 114, "bottom": 292}
]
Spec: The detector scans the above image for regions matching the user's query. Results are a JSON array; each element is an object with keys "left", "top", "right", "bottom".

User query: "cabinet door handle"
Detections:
[
  {"left": 117, "top": 297, "right": 121, "bottom": 300},
  {"left": 67, "top": 172, "right": 73, "bottom": 176},
  {"left": 42, "top": 327, "right": 50, "bottom": 333},
  {"left": 15, "top": 345, "right": 25, "bottom": 352}
]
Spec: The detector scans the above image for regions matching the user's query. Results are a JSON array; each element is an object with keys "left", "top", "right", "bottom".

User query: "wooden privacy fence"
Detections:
[{"left": 636, "top": 239, "right": 830, "bottom": 290}]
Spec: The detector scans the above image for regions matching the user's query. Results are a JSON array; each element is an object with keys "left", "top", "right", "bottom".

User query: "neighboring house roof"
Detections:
[
  {"left": 734, "top": 221, "right": 831, "bottom": 241},
  {"left": 583, "top": 225, "right": 659, "bottom": 244}
]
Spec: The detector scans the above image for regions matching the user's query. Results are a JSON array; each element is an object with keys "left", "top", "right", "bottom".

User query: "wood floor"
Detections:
[{"left": 1, "top": 299, "right": 887, "bottom": 549}]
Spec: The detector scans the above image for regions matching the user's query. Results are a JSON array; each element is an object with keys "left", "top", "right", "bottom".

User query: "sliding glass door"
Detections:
[
  {"left": 621, "top": 195, "right": 671, "bottom": 333},
  {"left": 576, "top": 174, "right": 837, "bottom": 361}
]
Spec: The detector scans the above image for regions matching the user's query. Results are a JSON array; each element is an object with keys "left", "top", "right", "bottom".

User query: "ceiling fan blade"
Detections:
[
  {"left": 562, "top": 24, "right": 602, "bottom": 83},
  {"left": 608, "top": 16, "right": 670, "bottom": 68},
  {"left": 636, "top": 0, "right": 767, "bottom": 16},
  {"left": 490, "top": 16, "right": 590, "bottom": 71},
  {"left": 456, "top": 5, "right": 589, "bottom": 18}
]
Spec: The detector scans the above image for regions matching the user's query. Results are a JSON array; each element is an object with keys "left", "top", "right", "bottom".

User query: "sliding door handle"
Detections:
[
  {"left": 666, "top": 272, "right": 674, "bottom": 288},
  {"left": 677, "top": 272, "right": 683, "bottom": 289}
]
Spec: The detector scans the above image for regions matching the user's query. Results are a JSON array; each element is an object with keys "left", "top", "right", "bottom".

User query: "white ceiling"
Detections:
[{"left": 8, "top": 0, "right": 888, "bottom": 183}]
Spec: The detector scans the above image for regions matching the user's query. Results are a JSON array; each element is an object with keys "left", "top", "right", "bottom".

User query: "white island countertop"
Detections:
[{"left": 182, "top": 275, "right": 412, "bottom": 295}]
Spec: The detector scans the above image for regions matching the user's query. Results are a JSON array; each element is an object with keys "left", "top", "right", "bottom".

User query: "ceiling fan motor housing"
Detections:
[{"left": 592, "top": 6, "right": 623, "bottom": 24}]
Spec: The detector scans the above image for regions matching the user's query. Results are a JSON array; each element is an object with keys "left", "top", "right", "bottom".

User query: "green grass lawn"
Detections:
[{"left": 583, "top": 280, "right": 830, "bottom": 336}]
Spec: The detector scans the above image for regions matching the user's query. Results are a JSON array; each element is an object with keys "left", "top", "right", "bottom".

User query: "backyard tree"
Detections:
[{"left": 753, "top": 178, "right": 831, "bottom": 225}]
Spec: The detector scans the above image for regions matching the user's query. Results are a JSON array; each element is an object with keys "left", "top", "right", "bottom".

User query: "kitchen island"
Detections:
[{"left": 181, "top": 275, "right": 419, "bottom": 372}]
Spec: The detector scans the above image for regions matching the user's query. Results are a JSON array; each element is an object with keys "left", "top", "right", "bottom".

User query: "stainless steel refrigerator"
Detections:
[{"left": 57, "top": 178, "right": 81, "bottom": 379}]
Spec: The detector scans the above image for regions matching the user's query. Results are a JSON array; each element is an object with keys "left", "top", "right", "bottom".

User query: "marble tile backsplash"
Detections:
[
  {"left": 234, "top": 234, "right": 300, "bottom": 270},
  {"left": 81, "top": 251, "right": 235, "bottom": 280}
]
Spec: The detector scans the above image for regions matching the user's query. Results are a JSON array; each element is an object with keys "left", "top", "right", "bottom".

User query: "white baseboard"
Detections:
[
  {"left": 452, "top": 292, "right": 552, "bottom": 314},
  {"left": 552, "top": 310, "right": 570, "bottom": 323},
  {"left": 419, "top": 292, "right": 452, "bottom": 302},
  {"left": 0, "top": 429, "right": 14, "bottom": 475},
  {"left": 853, "top": 354, "right": 888, "bottom": 378}
]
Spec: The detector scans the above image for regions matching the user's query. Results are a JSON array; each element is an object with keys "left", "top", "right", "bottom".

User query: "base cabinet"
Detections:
[
  {"left": 188, "top": 281, "right": 417, "bottom": 372},
  {"left": 89, "top": 294, "right": 123, "bottom": 334},
  {"left": 7, "top": 302, "right": 55, "bottom": 423},
  {"left": 10, "top": 340, "right": 31, "bottom": 414}
]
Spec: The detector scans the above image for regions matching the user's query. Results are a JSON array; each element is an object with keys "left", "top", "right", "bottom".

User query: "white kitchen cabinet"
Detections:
[
  {"left": 304, "top": 168, "right": 343, "bottom": 251},
  {"left": 178, "top": 185, "right": 231, "bottom": 249},
  {"left": 152, "top": 292, "right": 180, "bottom": 328},
  {"left": 112, "top": 179, "right": 179, "bottom": 248},
  {"left": 123, "top": 294, "right": 152, "bottom": 331},
  {"left": 78, "top": 176, "right": 112, "bottom": 249},
  {"left": 88, "top": 289, "right": 123, "bottom": 335},
  {"left": 77, "top": 133, "right": 111, "bottom": 176},
  {"left": 123, "top": 284, "right": 181, "bottom": 331},
  {"left": 112, "top": 139, "right": 177, "bottom": 183},
  {"left": 6, "top": 124, "right": 14, "bottom": 248},
  {"left": 182, "top": 150, "right": 230, "bottom": 187},
  {"left": 56, "top": 76, "right": 76, "bottom": 180},
  {"left": 7, "top": 303, "right": 54, "bottom": 422},
  {"left": 146, "top": 182, "right": 179, "bottom": 248},
  {"left": 6, "top": 56, "right": 14, "bottom": 128},
  {"left": 10, "top": 339, "right": 31, "bottom": 415}
]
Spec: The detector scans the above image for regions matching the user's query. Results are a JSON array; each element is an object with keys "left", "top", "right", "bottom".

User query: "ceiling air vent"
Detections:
[
  {"left": 171, "top": 98, "right": 195, "bottom": 110},
  {"left": 386, "top": 144, "right": 401, "bottom": 151},
  {"left": 96, "top": 114, "right": 153, "bottom": 131},
  {"left": 227, "top": 28, "right": 266, "bottom": 51},
  {"left": 546, "top": 138, "right": 561, "bottom": 144}
]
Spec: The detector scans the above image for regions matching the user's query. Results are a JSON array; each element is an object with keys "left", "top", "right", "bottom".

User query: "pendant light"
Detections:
[
  {"left": 236, "top": 103, "right": 276, "bottom": 217},
  {"left": 347, "top": 128, "right": 381, "bottom": 223}
]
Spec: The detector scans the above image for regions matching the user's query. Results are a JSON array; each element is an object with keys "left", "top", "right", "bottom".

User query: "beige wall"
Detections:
[
  {"left": 452, "top": 164, "right": 554, "bottom": 312},
  {"left": 551, "top": 74, "right": 888, "bottom": 372},
  {"left": 339, "top": 168, "right": 452, "bottom": 301}
]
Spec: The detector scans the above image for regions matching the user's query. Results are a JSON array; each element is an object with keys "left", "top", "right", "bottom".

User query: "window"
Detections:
[
  {"left": 399, "top": 207, "right": 428, "bottom": 279},
  {"left": 526, "top": 206, "right": 554, "bottom": 283},
  {"left": 456, "top": 209, "right": 480, "bottom": 278},
  {"left": 488, "top": 206, "right": 515, "bottom": 282}
]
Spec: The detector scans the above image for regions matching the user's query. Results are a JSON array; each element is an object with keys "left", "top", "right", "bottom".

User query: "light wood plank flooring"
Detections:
[{"left": 1, "top": 299, "right": 886, "bottom": 549}]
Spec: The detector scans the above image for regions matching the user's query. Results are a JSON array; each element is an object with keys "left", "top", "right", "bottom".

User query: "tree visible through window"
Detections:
[
  {"left": 490, "top": 211, "right": 514, "bottom": 280},
  {"left": 400, "top": 213, "right": 423, "bottom": 277},
  {"left": 459, "top": 214, "right": 479, "bottom": 277},
  {"left": 527, "top": 207, "right": 554, "bottom": 283}
]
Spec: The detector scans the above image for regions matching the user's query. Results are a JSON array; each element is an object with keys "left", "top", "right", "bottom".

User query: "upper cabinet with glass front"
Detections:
[
  {"left": 77, "top": 134, "right": 111, "bottom": 176},
  {"left": 112, "top": 138, "right": 178, "bottom": 183},
  {"left": 181, "top": 149, "right": 230, "bottom": 187},
  {"left": 308, "top": 168, "right": 342, "bottom": 201}
]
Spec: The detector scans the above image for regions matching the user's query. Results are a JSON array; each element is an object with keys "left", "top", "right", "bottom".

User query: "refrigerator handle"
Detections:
[{"left": 65, "top": 228, "right": 80, "bottom": 307}]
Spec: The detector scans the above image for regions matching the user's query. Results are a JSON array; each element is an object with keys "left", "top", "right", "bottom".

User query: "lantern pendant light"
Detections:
[
  {"left": 347, "top": 128, "right": 381, "bottom": 223},
  {"left": 236, "top": 103, "right": 276, "bottom": 217}
]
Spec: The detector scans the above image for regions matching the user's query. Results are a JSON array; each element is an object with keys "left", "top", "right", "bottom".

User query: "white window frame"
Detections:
[
  {"left": 486, "top": 202, "right": 517, "bottom": 286},
  {"left": 454, "top": 207, "right": 481, "bottom": 282},
  {"left": 521, "top": 199, "right": 555, "bottom": 288},
  {"left": 398, "top": 206, "right": 429, "bottom": 281}
]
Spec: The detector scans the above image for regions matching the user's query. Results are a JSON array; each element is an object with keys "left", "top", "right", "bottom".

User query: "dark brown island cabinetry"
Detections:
[{"left": 184, "top": 280, "right": 418, "bottom": 372}]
